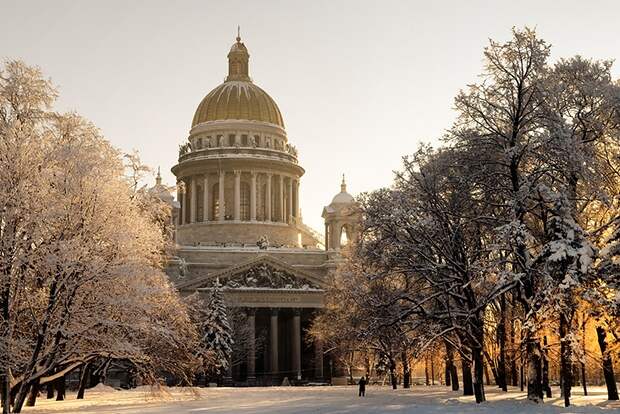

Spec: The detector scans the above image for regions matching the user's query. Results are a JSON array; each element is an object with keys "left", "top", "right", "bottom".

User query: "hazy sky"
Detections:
[{"left": 2, "top": 1, "right": 619, "bottom": 230}]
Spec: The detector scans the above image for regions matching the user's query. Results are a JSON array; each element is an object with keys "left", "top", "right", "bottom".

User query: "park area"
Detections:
[{"left": 23, "top": 384, "right": 620, "bottom": 414}]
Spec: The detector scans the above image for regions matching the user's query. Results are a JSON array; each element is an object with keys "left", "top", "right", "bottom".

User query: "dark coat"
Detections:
[{"left": 358, "top": 377, "right": 367, "bottom": 390}]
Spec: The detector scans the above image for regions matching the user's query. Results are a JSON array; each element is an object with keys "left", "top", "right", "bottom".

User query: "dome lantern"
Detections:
[{"left": 226, "top": 27, "right": 251, "bottom": 82}]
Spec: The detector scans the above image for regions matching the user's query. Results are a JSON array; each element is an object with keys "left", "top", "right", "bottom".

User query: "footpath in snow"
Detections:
[{"left": 25, "top": 384, "right": 620, "bottom": 414}]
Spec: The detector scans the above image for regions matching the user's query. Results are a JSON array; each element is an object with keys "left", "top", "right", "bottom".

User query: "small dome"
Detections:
[
  {"left": 149, "top": 168, "right": 175, "bottom": 204},
  {"left": 330, "top": 175, "right": 355, "bottom": 205},
  {"left": 331, "top": 191, "right": 354, "bottom": 204},
  {"left": 192, "top": 81, "right": 284, "bottom": 128}
]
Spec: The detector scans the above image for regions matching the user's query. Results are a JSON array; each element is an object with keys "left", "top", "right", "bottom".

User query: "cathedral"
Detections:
[{"left": 160, "top": 33, "right": 360, "bottom": 386}]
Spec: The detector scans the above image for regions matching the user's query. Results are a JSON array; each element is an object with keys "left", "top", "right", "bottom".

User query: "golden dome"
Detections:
[
  {"left": 191, "top": 34, "right": 284, "bottom": 128},
  {"left": 192, "top": 81, "right": 284, "bottom": 128}
]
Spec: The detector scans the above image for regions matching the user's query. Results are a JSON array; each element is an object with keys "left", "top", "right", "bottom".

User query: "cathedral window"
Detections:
[
  {"left": 340, "top": 225, "right": 350, "bottom": 247},
  {"left": 196, "top": 184, "right": 204, "bottom": 220},
  {"left": 212, "top": 183, "right": 220, "bottom": 219},
  {"left": 240, "top": 182, "right": 250, "bottom": 220}
]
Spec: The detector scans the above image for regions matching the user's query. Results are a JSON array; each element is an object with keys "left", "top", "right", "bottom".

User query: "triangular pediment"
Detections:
[{"left": 177, "top": 254, "right": 325, "bottom": 290}]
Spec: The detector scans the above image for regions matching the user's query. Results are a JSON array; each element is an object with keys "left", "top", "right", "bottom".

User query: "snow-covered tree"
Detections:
[
  {"left": 450, "top": 27, "right": 552, "bottom": 403},
  {"left": 317, "top": 28, "right": 620, "bottom": 407},
  {"left": 196, "top": 282, "right": 234, "bottom": 381},
  {"left": 0, "top": 61, "right": 199, "bottom": 413},
  {"left": 540, "top": 55, "right": 620, "bottom": 405}
]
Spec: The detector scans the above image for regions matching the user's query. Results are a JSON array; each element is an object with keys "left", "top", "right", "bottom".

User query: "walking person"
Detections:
[{"left": 358, "top": 376, "right": 367, "bottom": 397}]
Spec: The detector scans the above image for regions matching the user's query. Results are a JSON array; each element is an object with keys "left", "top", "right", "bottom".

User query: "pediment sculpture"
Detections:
[{"left": 219, "top": 263, "right": 320, "bottom": 290}]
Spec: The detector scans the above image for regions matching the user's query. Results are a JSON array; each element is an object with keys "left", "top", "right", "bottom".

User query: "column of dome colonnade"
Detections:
[
  {"left": 175, "top": 172, "right": 301, "bottom": 225},
  {"left": 171, "top": 33, "right": 315, "bottom": 247}
]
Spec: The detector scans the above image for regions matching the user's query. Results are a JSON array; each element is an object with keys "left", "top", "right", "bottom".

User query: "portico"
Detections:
[
  {"left": 231, "top": 307, "right": 322, "bottom": 385},
  {"left": 179, "top": 255, "right": 326, "bottom": 385}
]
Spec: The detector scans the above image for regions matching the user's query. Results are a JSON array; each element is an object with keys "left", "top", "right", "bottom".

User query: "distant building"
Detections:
[{"left": 154, "top": 34, "right": 359, "bottom": 386}]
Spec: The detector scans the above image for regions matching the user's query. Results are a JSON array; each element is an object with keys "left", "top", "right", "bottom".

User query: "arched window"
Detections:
[
  {"left": 240, "top": 182, "right": 250, "bottom": 221},
  {"left": 212, "top": 183, "right": 220, "bottom": 219},
  {"left": 197, "top": 137, "right": 203, "bottom": 149},
  {"left": 339, "top": 225, "right": 349, "bottom": 247},
  {"left": 197, "top": 184, "right": 204, "bottom": 221},
  {"left": 260, "top": 183, "right": 267, "bottom": 221},
  {"left": 271, "top": 180, "right": 278, "bottom": 221}
]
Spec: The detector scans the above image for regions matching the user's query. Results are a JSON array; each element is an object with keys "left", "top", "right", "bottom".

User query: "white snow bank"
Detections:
[
  {"left": 89, "top": 383, "right": 117, "bottom": 393},
  {"left": 24, "top": 384, "right": 620, "bottom": 414}
]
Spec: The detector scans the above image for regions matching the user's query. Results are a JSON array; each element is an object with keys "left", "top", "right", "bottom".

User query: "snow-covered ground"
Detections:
[{"left": 25, "top": 384, "right": 620, "bottom": 414}]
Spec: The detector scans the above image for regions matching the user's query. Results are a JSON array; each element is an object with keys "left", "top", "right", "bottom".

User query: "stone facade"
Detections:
[{"left": 162, "top": 34, "right": 358, "bottom": 386}]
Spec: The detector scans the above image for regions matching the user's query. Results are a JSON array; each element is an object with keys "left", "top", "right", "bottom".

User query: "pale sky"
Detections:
[{"left": 2, "top": 1, "right": 619, "bottom": 231}]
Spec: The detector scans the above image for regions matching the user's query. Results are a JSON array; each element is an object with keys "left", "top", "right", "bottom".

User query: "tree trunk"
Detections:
[
  {"left": 462, "top": 359, "right": 473, "bottom": 396},
  {"left": 511, "top": 356, "right": 518, "bottom": 387},
  {"left": 472, "top": 347, "right": 486, "bottom": 403},
  {"left": 483, "top": 362, "right": 490, "bottom": 386},
  {"left": 519, "top": 357, "right": 524, "bottom": 392},
  {"left": 508, "top": 307, "right": 518, "bottom": 387},
  {"left": 401, "top": 351, "right": 410, "bottom": 389},
  {"left": 389, "top": 358, "right": 397, "bottom": 390},
  {"left": 526, "top": 337, "right": 543, "bottom": 402},
  {"left": 580, "top": 362, "right": 587, "bottom": 396},
  {"left": 46, "top": 383, "right": 54, "bottom": 399},
  {"left": 444, "top": 341, "right": 459, "bottom": 391},
  {"left": 483, "top": 351, "right": 499, "bottom": 386},
  {"left": 580, "top": 316, "right": 587, "bottom": 396},
  {"left": 25, "top": 379, "right": 39, "bottom": 407},
  {"left": 1, "top": 374, "right": 9, "bottom": 414},
  {"left": 497, "top": 294, "right": 507, "bottom": 391},
  {"left": 596, "top": 326, "right": 619, "bottom": 401},
  {"left": 542, "top": 336, "right": 552, "bottom": 398},
  {"left": 560, "top": 312, "right": 573, "bottom": 407},
  {"left": 12, "top": 382, "right": 31, "bottom": 413},
  {"left": 430, "top": 355, "right": 435, "bottom": 385},
  {"left": 450, "top": 363, "right": 459, "bottom": 391},
  {"left": 77, "top": 363, "right": 91, "bottom": 399},
  {"left": 425, "top": 355, "right": 430, "bottom": 386},
  {"left": 55, "top": 376, "right": 65, "bottom": 402}
]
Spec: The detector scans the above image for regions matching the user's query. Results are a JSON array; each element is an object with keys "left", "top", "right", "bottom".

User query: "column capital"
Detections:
[
  {"left": 293, "top": 308, "right": 301, "bottom": 317},
  {"left": 234, "top": 169, "right": 241, "bottom": 176},
  {"left": 246, "top": 307, "right": 256, "bottom": 316},
  {"left": 270, "top": 307, "right": 279, "bottom": 316},
  {"left": 250, "top": 170, "right": 257, "bottom": 178}
]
